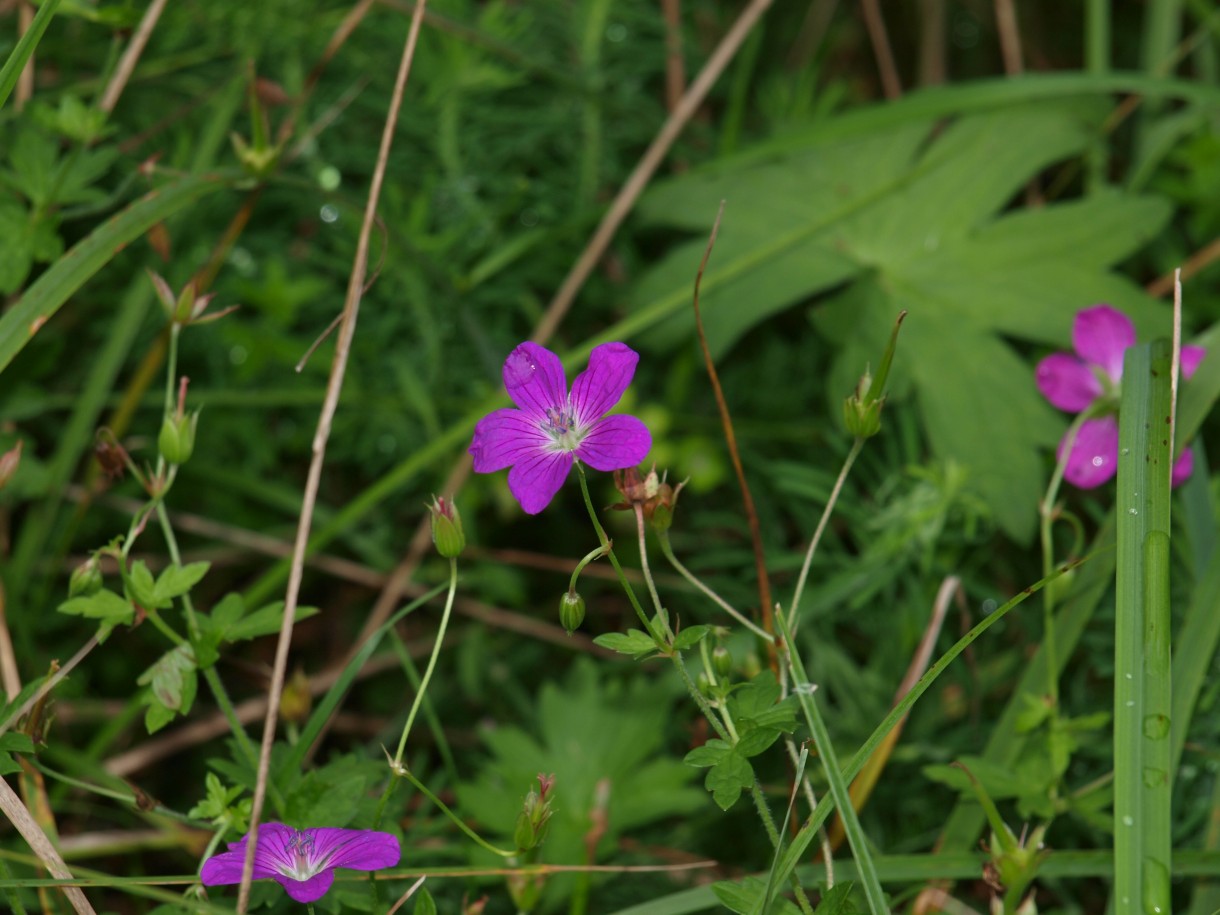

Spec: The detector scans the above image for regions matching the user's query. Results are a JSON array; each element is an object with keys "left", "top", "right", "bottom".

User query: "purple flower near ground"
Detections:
[
  {"left": 200, "top": 823, "right": 400, "bottom": 903},
  {"left": 470, "top": 341, "right": 652, "bottom": 514},
  {"left": 1035, "top": 304, "right": 1206, "bottom": 489}
]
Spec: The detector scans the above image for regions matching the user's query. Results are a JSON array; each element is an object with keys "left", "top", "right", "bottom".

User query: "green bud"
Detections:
[
  {"left": 512, "top": 774, "right": 555, "bottom": 853},
  {"left": 559, "top": 591, "right": 585, "bottom": 635},
  {"left": 842, "top": 310, "right": 906, "bottom": 439},
  {"left": 428, "top": 496, "right": 465, "bottom": 558},
  {"left": 69, "top": 558, "right": 103, "bottom": 598},
  {"left": 158, "top": 411, "right": 199, "bottom": 465},
  {"left": 696, "top": 671, "right": 714, "bottom": 698},
  {"left": 712, "top": 646, "right": 733, "bottom": 679}
]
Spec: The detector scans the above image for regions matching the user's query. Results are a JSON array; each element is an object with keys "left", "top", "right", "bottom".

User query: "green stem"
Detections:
[
  {"left": 399, "top": 768, "right": 515, "bottom": 858},
  {"left": 574, "top": 463, "right": 664, "bottom": 645},
  {"left": 670, "top": 654, "right": 730, "bottom": 743},
  {"left": 392, "top": 558, "right": 458, "bottom": 769},
  {"left": 658, "top": 531, "right": 772, "bottom": 641},
  {"left": 567, "top": 543, "right": 610, "bottom": 595},
  {"left": 633, "top": 505, "right": 674, "bottom": 641},
  {"left": 789, "top": 438, "right": 864, "bottom": 632}
]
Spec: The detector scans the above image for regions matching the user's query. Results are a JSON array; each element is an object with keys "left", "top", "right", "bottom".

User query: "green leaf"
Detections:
[
  {"left": 0, "top": 203, "right": 33, "bottom": 294},
  {"left": 705, "top": 749, "right": 754, "bottom": 811},
  {"left": 224, "top": 602, "right": 318, "bottom": 642},
  {"left": 683, "top": 739, "right": 731, "bottom": 769},
  {"left": 56, "top": 589, "right": 133, "bottom": 642},
  {"left": 0, "top": 171, "right": 230, "bottom": 376},
  {"left": 154, "top": 561, "right": 210, "bottom": 604},
  {"left": 136, "top": 644, "right": 198, "bottom": 712},
  {"left": 0, "top": 0, "right": 63, "bottom": 113},
  {"left": 413, "top": 888, "right": 437, "bottom": 915},
  {"left": 211, "top": 593, "right": 245, "bottom": 632},
  {"left": 813, "top": 882, "right": 861, "bottom": 915},
  {"left": 631, "top": 100, "right": 1176, "bottom": 541},
  {"left": 125, "top": 560, "right": 162, "bottom": 608},
  {"left": 144, "top": 700, "right": 176, "bottom": 734},
  {"left": 670, "top": 624, "right": 710, "bottom": 652},
  {"left": 0, "top": 732, "right": 36, "bottom": 773},
  {"left": 711, "top": 877, "right": 803, "bottom": 915},
  {"left": 591, "top": 629, "right": 659, "bottom": 660}
]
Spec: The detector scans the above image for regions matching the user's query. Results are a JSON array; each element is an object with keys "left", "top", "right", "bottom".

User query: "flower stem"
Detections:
[
  {"left": 392, "top": 558, "right": 458, "bottom": 769},
  {"left": 574, "top": 463, "right": 665, "bottom": 645},
  {"left": 789, "top": 437, "right": 864, "bottom": 632},
  {"left": 633, "top": 504, "right": 674, "bottom": 640},
  {"left": 568, "top": 543, "right": 611, "bottom": 595},
  {"left": 399, "top": 768, "right": 516, "bottom": 857},
  {"left": 658, "top": 530, "right": 772, "bottom": 641}
]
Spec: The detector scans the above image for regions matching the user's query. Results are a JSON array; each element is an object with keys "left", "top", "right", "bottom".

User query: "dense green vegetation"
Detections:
[{"left": 1, "top": 1, "right": 1219, "bottom": 914}]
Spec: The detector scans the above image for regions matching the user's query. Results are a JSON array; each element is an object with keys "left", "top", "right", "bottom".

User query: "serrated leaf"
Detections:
[
  {"left": 211, "top": 593, "right": 245, "bottom": 632},
  {"left": 706, "top": 750, "right": 754, "bottom": 811},
  {"left": 632, "top": 100, "right": 1178, "bottom": 541},
  {"left": 729, "top": 671, "right": 782, "bottom": 718},
  {"left": 670, "top": 624, "right": 710, "bottom": 652},
  {"left": 125, "top": 560, "right": 162, "bottom": 608},
  {"left": 591, "top": 629, "right": 658, "bottom": 660},
  {"left": 813, "top": 881, "right": 860, "bottom": 915},
  {"left": 734, "top": 726, "right": 784, "bottom": 758},
  {"left": 57, "top": 589, "right": 133, "bottom": 642},
  {"left": 683, "top": 738, "right": 732, "bottom": 768},
  {"left": 413, "top": 888, "right": 437, "bottom": 915},
  {"left": 0, "top": 202, "right": 33, "bottom": 293},
  {"left": 712, "top": 877, "right": 803, "bottom": 915},
  {"left": 137, "top": 644, "right": 197, "bottom": 711},
  {"left": 144, "top": 700, "right": 176, "bottom": 734},
  {"left": 0, "top": 733, "right": 35, "bottom": 755},
  {"left": 154, "top": 561, "right": 210, "bottom": 604},
  {"left": 224, "top": 602, "right": 317, "bottom": 642}
]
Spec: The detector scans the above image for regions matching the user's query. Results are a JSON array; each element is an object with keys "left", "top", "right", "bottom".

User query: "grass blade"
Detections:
[{"left": 0, "top": 0, "right": 63, "bottom": 112}]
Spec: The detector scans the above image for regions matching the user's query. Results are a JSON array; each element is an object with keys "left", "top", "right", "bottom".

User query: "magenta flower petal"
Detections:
[
  {"left": 508, "top": 450, "right": 575, "bottom": 515},
  {"left": 1036, "top": 353, "right": 1103, "bottom": 412},
  {"left": 570, "top": 343, "right": 640, "bottom": 427},
  {"left": 503, "top": 342, "right": 568, "bottom": 417},
  {"left": 1172, "top": 447, "right": 1194, "bottom": 487},
  {"left": 470, "top": 408, "right": 551, "bottom": 473},
  {"left": 1060, "top": 416, "right": 1119, "bottom": 489},
  {"left": 576, "top": 415, "right": 652, "bottom": 471},
  {"left": 1072, "top": 305, "right": 1135, "bottom": 382},
  {"left": 200, "top": 823, "right": 400, "bottom": 904},
  {"left": 1182, "top": 345, "right": 1206, "bottom": 379},
  {"left": 276, "top": 870, "right": 334, "bottom": 903}
]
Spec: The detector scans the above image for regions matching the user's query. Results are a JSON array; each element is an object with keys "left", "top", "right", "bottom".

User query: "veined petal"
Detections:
[
  {"left": 1172, "top": 446, "right": 1194, "bottom": 488},
  {"left": 503, "top": 342, "right": 568, "bottom": 417},
  {"left": 470, "top": 408, "right": 549, "bottom": 473},
  {"left": 1182, "top": 345, "right": 1206, "bottom": 379},
  {"left": 307, "top": 828, "right": 401, "bottom": 872},
  {"left": 575, "top": 415, "right": 652, "bottom": 471},
  {"left": 508, "top": 450, "right": 574, "bottom": 514},
  {"left": 570, "top": 343, "right": 640, "bottom": 427},
  {"left": 1060, "top": 415, "right": 1119, "bottom": 489},
  {"left": 200, "top": 823, "right": 293, "bottom": 886},
  {"left": 1073, "top": 305, "right": 1135, "bottom": 382},
  {"left": 276, "top": 870, "right": 334, "bottom": 904},
  {"left": 1036, "top": 353, "right": 1103, "bottom": 412}
]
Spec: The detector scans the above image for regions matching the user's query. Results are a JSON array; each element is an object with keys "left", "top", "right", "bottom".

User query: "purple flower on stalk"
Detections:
[
  {"left": 200, "top": 823, "right": 400, "bottom": 903},
  {"left": 470, "top": 342, "right": 652, "bottom": 514},
  {"left": 1035, "top": 304, "right": 1206, "bottom": 489}
]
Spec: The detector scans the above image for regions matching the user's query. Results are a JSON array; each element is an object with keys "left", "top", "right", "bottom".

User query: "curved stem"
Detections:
[
  {"left": 392, "top": 558, "right": 458, "bottom": 769},
  {"left": 658, "top": 531, "right": 772, "bottom": 641},
  {"left": 399, "top": 768, "right": 515, "bottom": 858},
  {"left": 789, "top": 438, "right": 864, "bottom": 633},
  {"left": 633, "top": 504, "right": 673, "bottom": 640}
]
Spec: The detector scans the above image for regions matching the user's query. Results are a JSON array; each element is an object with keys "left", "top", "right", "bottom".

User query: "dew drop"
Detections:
[
  {"left": 1126, "top": 673, "right": 1134, "bottom": 680},
  {"left": 1126, "top": 700, "right": 1135, "bottom": 707},
  {"left": 1128, "top": 508, "right": 1138, "bottom": 515},
  {"left": 1121, "top": 447, "right": 1130, "bottom": 455},
  {"left": 1092, "top": 456, "right": 1105, "bottom": 467},
  {"left": 1122, "top": 815, "right": 1135, "bottom": 826},
  {"left": 320, "top": 204, "right": 339, "bottom": 223}
]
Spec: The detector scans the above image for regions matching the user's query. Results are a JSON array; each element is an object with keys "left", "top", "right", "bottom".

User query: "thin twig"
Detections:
[
  {"left": 993, "top": 0, "right": 1023, "bottom": 75},
  {"left": 690, "top": 202, "right": 774, "bottom": 645},
  {"left": 0, "top": 776, "right": 97, "bottom": 915},
  {"left": 917, "top": 0, "right": 946, "bottom": 86},
  {"left": 531, "top": 0, "right": 774, "bottom": 343},
  {"left": 660, "top": 0, "right": 685, "bottom": 114},
  {"left": 858, "top": 0, "right": 901, "bottom": 99},
  {"left": 0, "top": 581, "right": 21, "bottom": 697},
  {"left": 15, "top": 2, "right": 34, "bottom": 110},
  {"left": 236, "top": 4, "right": 429, "bottom": 911},
  {"left": 0, "top": 636, "right": 99, "bottom": 738},
  {"left": 1146, "top": 235, "right": 1220, "bottom": 297},
  {"left": 98, "top": 0, "right": 169, "bottom": 114}
]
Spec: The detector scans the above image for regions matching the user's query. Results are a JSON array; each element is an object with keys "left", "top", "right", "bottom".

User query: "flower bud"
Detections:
[
  {"left": 512, "top": 773, "right": 555, "bottom": 853},
  {"left": 712, "top": 646, "right": 733, "bottom": 679},
  {"left": 843, "top": 310, "right": 906, "bottom": 439},
  {"left": 158, "top": 410, "right": 199, "bottom": 465},
  {"left": 428, "top": 496, "right": 465, "bottom": 558},
  {"left": 69, "top": 558, "right": 103, "bottom": 598},
  {"left": 696, "top": 671, "right": 714, "bottom": 698},
  {"left": 559, "top": 591, "right": 585, "bottom": 635}
]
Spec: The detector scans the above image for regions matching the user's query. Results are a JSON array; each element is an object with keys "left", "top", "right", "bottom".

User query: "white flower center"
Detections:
[
  {"left": 280, "top": 831, "right": 323, "bottom": 881},
  {"left": 543, "top": 405, "right": 584, "bottom": 451}
]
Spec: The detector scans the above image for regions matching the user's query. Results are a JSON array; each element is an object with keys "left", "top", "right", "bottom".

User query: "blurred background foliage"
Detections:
[{"left": 1, "top": 0, "right": 1219, "bottom": 913}]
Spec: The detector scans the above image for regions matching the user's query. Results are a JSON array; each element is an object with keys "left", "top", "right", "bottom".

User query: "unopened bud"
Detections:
[
  {"left": 158, "top": 411, "right": 199, "bottom": 465},
  {"left": 428, "top": 496, "right": 465, "bottom": 558},
  {"left": 843, "top": 310, "right": 906, "bottom": 439},
  {"left": 712, "top": 646, "right": 733, "bottom": 679},
  {"left": 512, "top": 774, "right": 555, "bottom": 853},
  {"left": 559, "top": 591, "right": 585, "bottom": 635},
  {"left": 696, "top": 671, "right": 714, "bottom": 698},
  {"left": 69, "top": 558, "right": 103, "bottom": 598}
]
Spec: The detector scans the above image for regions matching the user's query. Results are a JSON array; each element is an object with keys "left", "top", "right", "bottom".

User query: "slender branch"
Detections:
[
  {"left": 235, "top": 5, "right": 429, "bottom": 911},
  {"left": 858, "top": 0, "right": 902, "bottom": 98},
  {"left": 98, "top": 0, "right": 169, "bottom": 114},
  {"left": 689, "top": 201, "right": 774, "bottom": 644},
  {"left": 0, "top": 777, "right": 97, "bottom": 915},
  {"left": 657, "top": 531, "right": 771, "bottom": 641}
]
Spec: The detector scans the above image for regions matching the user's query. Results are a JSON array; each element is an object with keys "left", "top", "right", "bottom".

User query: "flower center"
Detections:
[
  {"left": 543, "top": 406, "right": 583, "bottom": 451},
  {"left": 281, "top": 831, "right": 322, "bottom": 881}
]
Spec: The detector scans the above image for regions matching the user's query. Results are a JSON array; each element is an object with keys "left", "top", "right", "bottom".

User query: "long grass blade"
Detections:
[{"left": 0, "top": 0, "right": 63, "bottom": 112}]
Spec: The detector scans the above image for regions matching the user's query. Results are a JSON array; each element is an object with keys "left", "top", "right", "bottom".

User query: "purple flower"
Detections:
[
  {"left": 1035, "top": 304, "right": 1206, "bottom": 489},
  {"left": 470, "top": 341, "right": 652, "bottom": 514},
  {"left": 200, "top": 823, "right": 400, "bottom": 903}
]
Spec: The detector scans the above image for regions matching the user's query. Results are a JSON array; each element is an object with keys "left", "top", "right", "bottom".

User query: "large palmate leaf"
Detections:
[{"left": 630, "top": 100, "right": 1174, "bottom": 541}]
